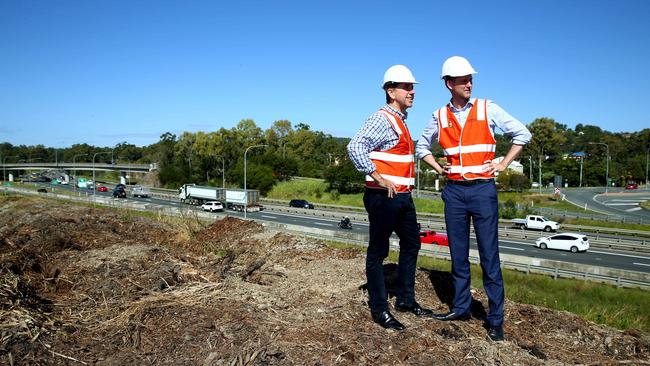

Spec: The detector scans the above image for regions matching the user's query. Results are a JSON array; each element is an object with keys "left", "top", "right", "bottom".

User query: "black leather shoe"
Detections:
[
  {"left": 395, "top": 302, "right": 434, "bottom": 317},
  {"left": 487, "top": 326, "right": 504, "bottom": 341},
  {"left": 431, "top": 311, "right": 470, "bottom": 321},
  {"left": 371, "top": 310, "right": 405, "bottom": 330}
]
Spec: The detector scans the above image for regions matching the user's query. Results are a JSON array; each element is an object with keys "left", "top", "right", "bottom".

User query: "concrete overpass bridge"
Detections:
[
  {"left": 1, "top": 162, "right": 156, "bottom": 173},
  {"left": 1, "top": 162, "right": 157, "bottom": 181}
]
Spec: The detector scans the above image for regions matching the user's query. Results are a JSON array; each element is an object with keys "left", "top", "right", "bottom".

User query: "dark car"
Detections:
[
  {"left": 289, "top": 199, "right": 314, "bottom": 209},
  {"left": 113, "top": 184, "right": 127, "bottom": 198}
]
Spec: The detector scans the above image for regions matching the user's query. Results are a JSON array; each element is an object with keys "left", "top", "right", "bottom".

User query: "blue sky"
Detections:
[{"left": 1, "top": 0, "right": 649, "bottom": 148}]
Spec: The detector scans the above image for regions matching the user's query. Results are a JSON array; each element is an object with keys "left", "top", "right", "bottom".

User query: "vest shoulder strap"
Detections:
[
  {"left": 379, "top": 110, "right": 403, "bottom": 135},
  {"left": 435, "top": 107, "right": 449, "bottom": 128}
]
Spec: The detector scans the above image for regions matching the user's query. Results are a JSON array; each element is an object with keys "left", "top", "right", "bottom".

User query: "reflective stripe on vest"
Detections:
[
  {"left": 365, "top": 109, "right": 415, "bottom": 192},
  {"left": 436, "top": 98, "right": 496, "bottom": 180}
]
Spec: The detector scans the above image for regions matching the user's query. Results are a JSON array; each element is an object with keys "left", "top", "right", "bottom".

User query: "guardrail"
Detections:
[
  {"left": 282, "top": 229, "right": 650, "bottom": 290},
  {"left": 260, "top": 204, "right": 650, "bottom": 254},
  {"left": 138, "top": 188, "right": 650, "bottom": 235},
  {"left": 16, "top": 183, "right": 650, "bottom": 253},
  {"left": 535, "top": 206, "right": 650, "bottom": 225},
  {"left": 5, "top": 186, "right": 649, "bottom": 290}
]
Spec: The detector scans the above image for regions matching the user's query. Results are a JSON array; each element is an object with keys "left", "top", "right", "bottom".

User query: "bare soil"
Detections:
[{"left": 1, "top": 196, "right": 649, "bottom": 365}]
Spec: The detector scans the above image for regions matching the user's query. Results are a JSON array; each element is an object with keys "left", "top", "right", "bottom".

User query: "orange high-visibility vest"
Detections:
[
  {"left": 436, "top": 98, "right": 496, "bottom": 180},
  {"left": 365, "top": 109, "right": 415, "bottom": 192}
]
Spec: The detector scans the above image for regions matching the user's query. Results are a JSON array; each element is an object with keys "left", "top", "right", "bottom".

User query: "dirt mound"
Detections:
[{"left": 1, "top": 196, "right": 649, "bottom": 365}]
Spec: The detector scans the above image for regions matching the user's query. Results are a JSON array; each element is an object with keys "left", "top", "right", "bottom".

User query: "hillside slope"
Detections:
[{"left": 1, "top": 197, "right": 648, "bottom": 365}]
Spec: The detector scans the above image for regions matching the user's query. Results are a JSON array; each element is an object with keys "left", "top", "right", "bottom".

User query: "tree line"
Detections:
[{"left": 1, "top": 118, "right": 649, "bottom": 194}]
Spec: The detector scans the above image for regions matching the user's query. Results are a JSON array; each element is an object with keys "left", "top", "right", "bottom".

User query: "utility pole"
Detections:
[
  {"left": 579, "top": 155, "right": 584, "bottom": 188},
  {"left": 645, "top": 148, "right": 650, "bottom": 189},
  {"left": 243, "top": 145, "right": 267, "bottom": 219}
]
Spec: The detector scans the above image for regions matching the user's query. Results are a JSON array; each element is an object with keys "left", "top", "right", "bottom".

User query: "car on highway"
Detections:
[
  {"left": 535, "top": 233, "right": 589, "bottom": 253},
  {"left": 131, "top": 185, "right": 150, "bottom": 198},
  {"left": 625, "top": 183, "right": 638, "bottom": 190},
  {"left": 289, "top": 199, "right": 314, "bottom": 209},
  {"left": 113, "top": 184, "right": 127, "bottom": 198},
  {"left": 97, "top": 185, "right": 108, "bottom": 192},
  {"left": 420, "top": 230, "right": 449, "bottom": 246},
  {"left": 201, "top": 201, "right": 224, "bottom": 212}
]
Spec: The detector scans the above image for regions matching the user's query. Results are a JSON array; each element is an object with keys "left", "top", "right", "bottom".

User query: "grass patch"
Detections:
[
  {"left": 390, "top": 246, "right": 649, "bottom": 332},
  {"left": 641, "top": 200, "right": 650, "bottom": 211},
  {"left": 561, "top": 217, "right": 650, "bottom": 231}
]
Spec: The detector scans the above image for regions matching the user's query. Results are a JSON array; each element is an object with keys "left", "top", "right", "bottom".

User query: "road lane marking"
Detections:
[
  {"left": 590, "top": 250, "right": 650, "bottom": 259},
  {"left": 604, "top": 203, "right": 639, "bottom": 206},
  {"left": 261, "top": 215, "right": 277, "bottom": 219},
  {"left": 626, "top": 207, "right": 642, "bottom": 212},
  {"left": 633, "top": 262, "right": 650, "bottom": 267},
  {"left": 314, "top": 222, "right": 334, "bottom": 226},
  {"left": 500, "top": 246, "right": 525, "bottom": 251}
]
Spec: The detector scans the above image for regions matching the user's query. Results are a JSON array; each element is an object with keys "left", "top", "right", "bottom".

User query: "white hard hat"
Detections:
[
  {"left": 440, "top": 56, "right": 477, "bottom": 79},
  {"left": 383, "top": 65, "right": 418, "bottom": 87}
]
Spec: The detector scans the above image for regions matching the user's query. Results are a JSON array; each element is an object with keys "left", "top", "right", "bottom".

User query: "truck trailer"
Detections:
[
  {"left": 225, "top": 188, "right": 261, "bottom": 212},
  {"left": 178, "top": 184, "right": 225, "bottom": 205},
  {"left": 178, "top": 184, "right": 261, "bottom": 211}
]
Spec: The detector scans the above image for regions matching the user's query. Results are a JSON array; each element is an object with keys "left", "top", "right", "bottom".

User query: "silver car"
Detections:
[{"left": 535, "top": 233, "right": 589, "bottom": 253}]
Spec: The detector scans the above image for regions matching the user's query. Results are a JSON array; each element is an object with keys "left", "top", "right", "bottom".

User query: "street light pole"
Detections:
[
  {"left": 244, "top": 144, "right": 267, "bottom": 219},
  {"left": 220, "top": 156, "right": 225, "bottom": 189},
  {"left": 416, "top": 158, "right": 420, "bottom": 198},
  {"left": 92, "top": 152, "right": 112, "bottom": 200},
  {"left": 207, "top": 155, "right": 226, "bottom": 189},
  {"left": 579, "top": 155, "right": 584, "bottom": 188},
  {"left": 538, "top": 144, "right": 546, "bottom": 194},
  {"left": 589, "top": 142, "right": 610, "bottom": 193},
  {"left": 645, "top": 147, "right": 649, "bottom": 189}
]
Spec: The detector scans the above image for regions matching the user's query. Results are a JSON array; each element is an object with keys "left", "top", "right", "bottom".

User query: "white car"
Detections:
[
  {"left": 201, "top": 201, "right": 224, "bottom": 212},
  {"left": 535, "top": 233, "right": 589, "bottom": 253}
]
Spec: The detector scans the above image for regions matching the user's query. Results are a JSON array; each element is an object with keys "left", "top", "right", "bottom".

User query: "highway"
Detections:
[
  {"left": 562, "top": 186, "right": 650, "bottom": 220},
  {"left": 24, "top": 183, "right": 650, "bottom": 275}
]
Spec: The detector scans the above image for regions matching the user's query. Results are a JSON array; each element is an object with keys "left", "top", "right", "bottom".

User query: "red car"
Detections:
[
  {"left": 420, "top": 230, "right": 449, "bottom": 246},
  {"left": 97, "top": 185, "right": 108, "bottom": 192},
  {"left": 625, "top": 183, "right": 638, "bottom": 190}
]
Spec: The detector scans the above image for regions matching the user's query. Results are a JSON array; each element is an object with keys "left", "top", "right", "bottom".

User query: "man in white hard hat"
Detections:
[
  {"left": 347, "top": 65, "right": 433, "bottom": 331},
  {"left": 416, "top": 56, "right": 531, "bottom": 341}
]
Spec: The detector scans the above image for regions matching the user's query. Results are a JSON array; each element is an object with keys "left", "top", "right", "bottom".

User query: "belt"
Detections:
[
  {"left": 365, "top": 187, "right": 412, "bottom": 195},
  {"left": 446, "top": 179, "right": 493, "bottom": 186}
]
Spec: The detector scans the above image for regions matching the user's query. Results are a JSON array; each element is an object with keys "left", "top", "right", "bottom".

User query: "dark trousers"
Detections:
[
  {"left": 442, "top": 181, "right": 504, "bottom": 327},
  {"left": 363, "top": 189, "right": 421, "bottom": 313}
]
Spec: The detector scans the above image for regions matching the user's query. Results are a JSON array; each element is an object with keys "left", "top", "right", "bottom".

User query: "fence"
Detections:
[
  {"left": 4, "top": 185, "right": 650, "bottom": 290},
  {"left": 534, "top": 206, "right": 650, "bottom": 225},
  {"left": 282, "top": 229, "right": 650, "bottom": 290}
]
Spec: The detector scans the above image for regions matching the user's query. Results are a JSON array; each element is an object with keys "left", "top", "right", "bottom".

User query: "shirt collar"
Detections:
[
  {"left": 383, "top": 104, "right": 408, "bottom": 121},
  {"left": 448, "top": 98, "right": 474, "bottom": 113}
]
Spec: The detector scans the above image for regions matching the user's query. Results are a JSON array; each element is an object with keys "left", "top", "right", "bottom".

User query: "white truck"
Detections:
[
  {"left": 178, "top": 184, "right": 261, "bottom": 211},
  {"left": 131, "top": 185, "right": 150, "bottom": 198},
  {"left": 179, "top": 184, "right": 225, "bottom": 205},
  {"left": 511, "top": 215, "right": 560, "bottom": 232}
]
